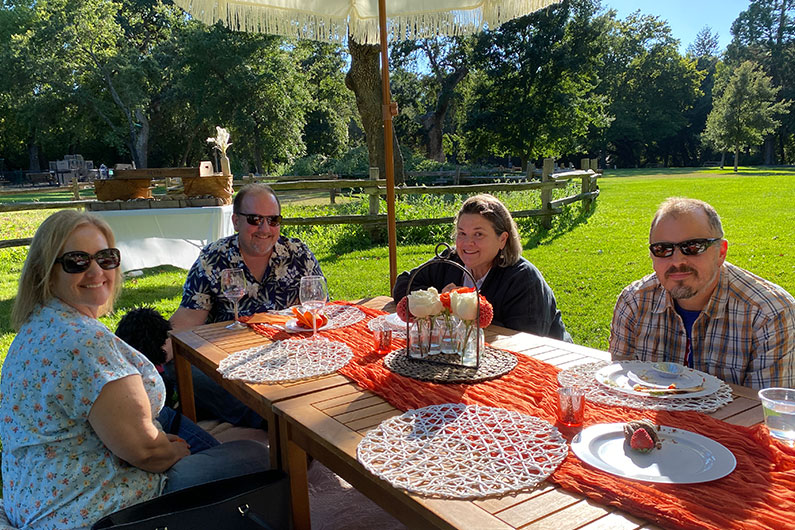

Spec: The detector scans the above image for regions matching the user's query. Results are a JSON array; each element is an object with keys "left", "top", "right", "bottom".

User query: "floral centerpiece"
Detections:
[
  {"left": 397, "top": 286, "right": 493, "bottom": 366},
  {"left": 207, "top": 126, "right": 232, "bottom": 176}
]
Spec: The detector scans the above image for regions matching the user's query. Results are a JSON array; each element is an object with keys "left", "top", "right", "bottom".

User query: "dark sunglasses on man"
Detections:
[
  {"left": 237, "top": 212, "right": 282, "bottom": 227},
  {"left": 55, "top": 248, "right": 121, "bottom": 273},
  {"left": 649, "top": 238, "right": 721, "bottom": 258}
]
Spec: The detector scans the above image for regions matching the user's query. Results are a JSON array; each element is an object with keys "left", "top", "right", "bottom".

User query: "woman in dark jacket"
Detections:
[{"left": 393, "top": 194, "right": 571, "bottom": 341}]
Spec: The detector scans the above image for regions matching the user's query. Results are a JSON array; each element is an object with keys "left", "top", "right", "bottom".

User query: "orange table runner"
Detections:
[{"left": 250, "top": 303, "right": 795, "bottom": 530}]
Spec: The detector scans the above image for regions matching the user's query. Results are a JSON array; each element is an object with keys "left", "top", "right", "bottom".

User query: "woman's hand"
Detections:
[
  {"left": 442, "top": 283, "right": 460, "bottom": 293},
  {"left": 89, "top": 375, "right": 189, "bottom": 473}
]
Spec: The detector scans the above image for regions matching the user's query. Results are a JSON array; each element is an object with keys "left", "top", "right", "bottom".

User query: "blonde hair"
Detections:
[
  {"left": 650, "top": 197, "right": 724, "bottom": 240},
  {"left": 453, "top": 194, "right": 522, "bottom": 267},
  {"left": 11, "top": 210, "right": 122, "bottom": 330}
]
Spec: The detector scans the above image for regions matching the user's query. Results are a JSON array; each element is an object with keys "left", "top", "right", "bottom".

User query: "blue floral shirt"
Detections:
[
  {"left": 0, "top": 299, "right": 166, "bottom": 529},
  {"left": 181, "top": 234, "right": 323, "bottom": 323}
]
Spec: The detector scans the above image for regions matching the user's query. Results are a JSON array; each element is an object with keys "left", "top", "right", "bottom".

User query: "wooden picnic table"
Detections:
[
  {"left": 171, "top": 295, "right": 765, "bottom": 529},
  {"left": 170, "top": 296, "right": 393, "bottom": 468}
]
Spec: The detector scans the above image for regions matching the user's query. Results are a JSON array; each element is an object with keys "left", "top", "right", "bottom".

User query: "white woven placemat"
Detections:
[
  {"left": 557, "top": 361, "right": 733, "bottom": 413},
  {"left": 367, "top": 313, "right": 407, "bottom": 339},
  {"left": 322, "top": 305, "right": 366, "bottom": 330},
  {"left": 217, "top": 339, "right": 353, "bottom": 384},
  {"left": 357, "top": 403, "right": 567, "bottom": 499}
]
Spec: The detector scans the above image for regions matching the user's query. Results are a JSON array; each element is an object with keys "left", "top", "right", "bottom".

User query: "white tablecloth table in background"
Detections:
[{"left": 93, "top": 205, "right": 234, "bottom": 272}]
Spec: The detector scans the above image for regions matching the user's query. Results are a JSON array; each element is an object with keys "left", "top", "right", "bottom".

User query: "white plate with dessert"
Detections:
[
  {"left": 595, "top": 361, "right": 722, "bottom": 398},
  {"left": 571, "top": 421, "right": 736, "bottom": 484}
]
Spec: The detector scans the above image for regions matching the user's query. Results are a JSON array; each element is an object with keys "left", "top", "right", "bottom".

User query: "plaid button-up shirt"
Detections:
[{"left": 609, "top": 262, "right": 795, "bottom": 389}]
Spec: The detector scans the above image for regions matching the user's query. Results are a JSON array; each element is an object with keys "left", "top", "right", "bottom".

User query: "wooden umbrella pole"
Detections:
[{"left": 378, "top": 0, "right": 398, "bottom": 290}]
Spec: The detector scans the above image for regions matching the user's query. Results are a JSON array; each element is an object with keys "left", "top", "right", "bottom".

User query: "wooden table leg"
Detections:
[
  {"left": 287, "top": 439, "right": 311, "bottom": 530},
  {"left": 173, "top": 342, "right": 197, "bottom": 422}
]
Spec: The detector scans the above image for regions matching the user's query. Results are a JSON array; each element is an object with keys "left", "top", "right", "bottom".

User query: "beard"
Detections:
[{"left": 666, "top": 265, "right": 698, "bottom": 300}]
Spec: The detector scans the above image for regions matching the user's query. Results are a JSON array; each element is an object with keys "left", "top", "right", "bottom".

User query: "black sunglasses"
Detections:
[
  {"left": 237, "top": 212, "right": 282, "bottom": 227},
  {"left": 649, "top": 238, "right": 721, "bottom": 258},
  {"left": 55, "top": 248, "right": 121, "bottom": 273}
]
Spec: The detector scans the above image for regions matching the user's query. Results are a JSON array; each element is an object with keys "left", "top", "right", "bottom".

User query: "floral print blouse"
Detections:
[
  {"left": 180, "top": 234, "right": 324, "bottom": 323},
  {"left": 0, "top": 299, "right": 166, "bottom": 529}
]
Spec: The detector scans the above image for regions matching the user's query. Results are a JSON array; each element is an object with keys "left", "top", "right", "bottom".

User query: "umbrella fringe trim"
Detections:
[{"left": 172, "top": 0, "right": 560, "bottom": 44}]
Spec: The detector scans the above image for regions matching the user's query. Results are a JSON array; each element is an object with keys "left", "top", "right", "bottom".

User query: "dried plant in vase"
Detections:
[{"left": 207, "top": 126, "right": 232, "bottom": 176}]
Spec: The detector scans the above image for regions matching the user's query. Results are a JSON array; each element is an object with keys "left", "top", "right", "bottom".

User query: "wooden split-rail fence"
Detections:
[{"left": 0, "top": 158, "right": 600, "bottom": 249}]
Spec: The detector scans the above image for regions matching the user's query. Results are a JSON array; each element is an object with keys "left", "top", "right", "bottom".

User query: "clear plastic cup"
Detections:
[{"left": 758, "top": 387, "right": 795, "bottom": 445}]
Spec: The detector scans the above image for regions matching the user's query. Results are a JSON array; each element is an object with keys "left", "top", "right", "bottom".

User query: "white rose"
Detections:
[
  {"left": 450, "top": 290, "right": 478, "bottom": 321},
  {"left": 407, "top": 287, "right": 443, "bottom": 318}
]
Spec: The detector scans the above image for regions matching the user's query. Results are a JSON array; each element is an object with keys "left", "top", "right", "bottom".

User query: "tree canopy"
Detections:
[{"left": 0, "top": 0, "right": 792, "bottom": 175}]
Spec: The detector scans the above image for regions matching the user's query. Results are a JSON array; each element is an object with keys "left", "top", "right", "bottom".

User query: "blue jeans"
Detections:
[
  {"left": 162, "top": 362, "right": 265, "bottom": 429},
  {"left": 162, "top": 440, "right": 270, "bottom": 494},
  {"left": 156, "top": 406, "right": 219, "bottom": 454}
]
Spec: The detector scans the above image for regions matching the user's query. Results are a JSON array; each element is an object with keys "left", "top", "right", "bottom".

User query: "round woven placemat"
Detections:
[
  {"left": 217, "top": 339, "right": 353, "bottom": 384},
  {"left": 357, "top": 403, "right": 567, "bottom": 499},
  {"left": 383, "top": 345, "right": 517, "bottom": 384},
  {"left": 557, "top": 361, "right": 733, "bottom": 413}
]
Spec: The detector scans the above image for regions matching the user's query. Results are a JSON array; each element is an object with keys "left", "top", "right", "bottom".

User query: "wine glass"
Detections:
[
  {"left": 299, "top": 275, "right": 328, "bottom": 338},
  {"left": 221, "top": 268, "right": 247, "bottom": 330}
]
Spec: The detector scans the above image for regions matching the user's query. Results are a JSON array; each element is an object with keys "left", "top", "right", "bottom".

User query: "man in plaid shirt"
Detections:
[{"left": 609, "top": 197, "right": 794, "bottom": 389}]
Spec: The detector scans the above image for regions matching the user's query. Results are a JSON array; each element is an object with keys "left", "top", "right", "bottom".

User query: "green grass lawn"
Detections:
[{"left": 1, "top": 167, "right": 793, "bottom": 364}]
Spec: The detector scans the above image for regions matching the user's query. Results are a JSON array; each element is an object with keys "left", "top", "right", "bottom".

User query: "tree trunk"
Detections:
[
  {"left": 134, "top": 108, "right": 149, "bottom": 169},
  {"left": 27, "top": 140, "right": 41, "bottom": 172},
  {"left": 733, "top": 147, "right": 739, "bottom": 172},
  {"left": 345, "top": 37, "right": 404, "bottom": 184},
  {"left": 422, "top": 66, "right": 468, "bottom": 163},
  {"left": 720, "top": 151, "right": 725, "bottom": 169},
  {"left": 763, "top": 135, "right": 776, "bottom": 165}
]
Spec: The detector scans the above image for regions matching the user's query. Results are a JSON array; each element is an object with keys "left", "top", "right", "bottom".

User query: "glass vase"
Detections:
[
  {"left": 438, "top": 314, "right": 459, "bottom": 354},
  {"left": 408, "top": 317, "right": 432, "bottom": 359},
  {"left": 456, "top": 320, "right": 483, "bottom": 368}
]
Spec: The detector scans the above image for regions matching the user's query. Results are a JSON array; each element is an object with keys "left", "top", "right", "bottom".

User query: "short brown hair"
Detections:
[
  {"left": 650, "top": 197, "right": 724, "bottom": 240},
  {"left": 11, "top": 210, "right": 121, "bottom": 330},
  {"left": 453, "top": 194, "right": 522, "bottom": 267},
  {"left": 233, "top": 183, "right": 281, "bottom": 214}
]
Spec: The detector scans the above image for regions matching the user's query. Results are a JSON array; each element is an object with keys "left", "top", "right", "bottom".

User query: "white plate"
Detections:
[
  {"left": 571, "top": 423, "right": 736, "bottom": 484},
  {"left": 595, "top": 361, "right": 721, "bottom": 399},
  {"left": 284, "top": 317, "right": 331, "bottom": 333}
]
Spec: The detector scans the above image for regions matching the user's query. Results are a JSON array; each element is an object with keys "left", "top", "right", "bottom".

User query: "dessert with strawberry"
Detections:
[{"left": 624, "top": 419, "right": 662, "bottom": 453}]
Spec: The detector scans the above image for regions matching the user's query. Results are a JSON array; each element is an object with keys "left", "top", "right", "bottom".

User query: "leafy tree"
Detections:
[
  {"left": 295, "top": 41, "right": 356, "bottom": 160},
  {"left": 465, "top": 0, "right": 610, "bottom": 169},
  {"left": 597, "top": 11, "right": 703, "bottom": 167},
  {"left": 3, "top": 0, "right": 186, "bottom": 169},
  {"left": 726, "top": 0, "right": 795, "bottom": 163},
  {"left": 391, "top": 36, "right": 472, "bottom": 162},
  {"left": 703, "top": 60, "right": 790, "bottom": 171}
]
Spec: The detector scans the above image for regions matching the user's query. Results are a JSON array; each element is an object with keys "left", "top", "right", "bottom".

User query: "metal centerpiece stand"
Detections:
[{"left": 404, "top": 243, "right": 482, "bottom": 369}]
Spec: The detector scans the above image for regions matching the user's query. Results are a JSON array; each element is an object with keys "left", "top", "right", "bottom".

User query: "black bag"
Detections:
[{"left": 91, "top": 470, "right": 291, "bottom": 530}]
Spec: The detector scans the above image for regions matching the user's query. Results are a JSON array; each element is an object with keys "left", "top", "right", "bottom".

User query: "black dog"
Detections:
[
  {"left": 116, "top": 307, "right": 178, "bottom": 412},
  {"left": 116, "top": 307, "right": 171, "bottom": 366}
]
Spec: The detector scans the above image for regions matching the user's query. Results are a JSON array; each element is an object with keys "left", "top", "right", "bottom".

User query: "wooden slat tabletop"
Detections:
[
  {"left": 169, "top": 296, "right": 394, "bottom": 468},
  {"left": 274, "top": 319, "right": 763, "bottom": 530}
]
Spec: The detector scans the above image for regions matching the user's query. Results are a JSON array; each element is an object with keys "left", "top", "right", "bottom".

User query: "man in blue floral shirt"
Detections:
[{"left": 169, "top": 183, "right": 324, "bottom": 426}]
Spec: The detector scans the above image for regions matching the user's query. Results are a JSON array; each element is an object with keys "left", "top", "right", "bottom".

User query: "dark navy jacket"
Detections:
[{"left": 393, "top": 253, "right": 571, "bottom": 342}]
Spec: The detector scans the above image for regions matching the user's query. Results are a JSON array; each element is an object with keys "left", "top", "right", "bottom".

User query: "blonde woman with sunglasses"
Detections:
[{"left": 0, "top": 210, "right": 269, "bottom": 529}]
